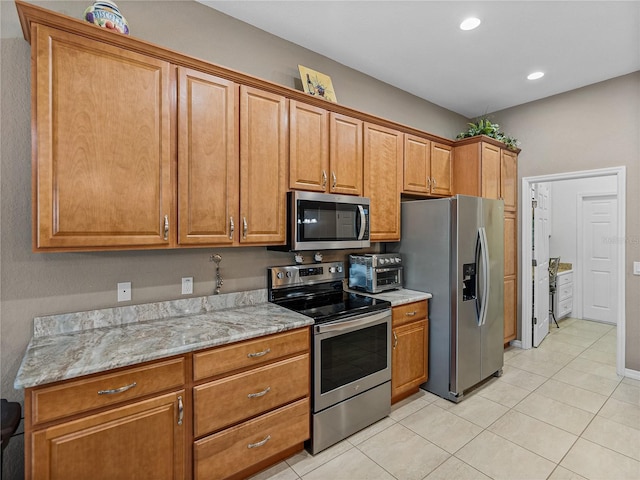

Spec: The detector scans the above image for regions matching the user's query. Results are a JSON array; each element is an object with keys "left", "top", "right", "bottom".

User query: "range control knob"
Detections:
[
  {"left": 285, "top": 271, "right": 293, "bottom": 278},
  {"left": 337, "top": 265, "right": 343, "bottom": 273},
  {"left": 329, "top": 266, "right": 336, "bottom": 273},
  {"left": 395, "top": 257, "right": 402, "bottom": 263},
  {"left": 276, "top": 272, "right": 284, "bottom": 279}
]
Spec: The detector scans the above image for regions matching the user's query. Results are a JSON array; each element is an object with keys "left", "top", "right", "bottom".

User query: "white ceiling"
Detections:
[{"left": 198, "top": 1, "right": 640, "bottom": 118}]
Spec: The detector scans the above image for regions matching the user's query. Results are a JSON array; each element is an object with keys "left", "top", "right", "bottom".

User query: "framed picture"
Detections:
[{"left": 298, "top": 65, "right": 337, "bottom": 103}]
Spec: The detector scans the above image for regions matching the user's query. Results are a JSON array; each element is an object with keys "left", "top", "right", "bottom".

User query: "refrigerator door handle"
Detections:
[{"left": 478, "top": 227, "right": 491, "bottom": 326}]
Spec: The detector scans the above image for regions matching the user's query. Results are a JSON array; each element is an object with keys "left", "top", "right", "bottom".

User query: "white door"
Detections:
[
  {"left": 582, "top": 195, "right": 618, "bottom": 324},
  {"left": 533, "top": 184, "right": 550, "bottom": 347}
]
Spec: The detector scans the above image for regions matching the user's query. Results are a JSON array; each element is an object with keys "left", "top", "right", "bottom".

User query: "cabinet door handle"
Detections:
[
  {"left": 229, "top": 216, "right": 235, "bottom": 240},
  {"left": 331, "top": 171, "right": 337, "bottom": 189},
  {"left": 163, "top": 215, "right": 169, "bottom": 241},
  {"left": 432, "top": 178, "right": 437, "bottom": 188},
  {"left": 405, "top": 311, "right": 417, "bottom": 316},
  {"left": 243, "top": 216, "right": 248, "bottom": 239},
  {"left": 177, "top": 395, "right": 184, "bottom": 425},
  {"left": 97, "top": 381, "right": 137, "bottom": 395},
  {"left": 247, "top": 386, "right": 271, "bottom": 398},
  {"left": 427, "top": 177, "right": 432, "bottom": 190},
  {"left": 393, "top": 331, "right": 398, "bottom": 349},
  {"left": 247, "top": 347, "right": 271, "bottom": 358},
  {"left": 247, "top": 435, "right": 271, "bottom": 449},
  {"left": 322, "top": 170, "right": 327, "bottom": 188}
]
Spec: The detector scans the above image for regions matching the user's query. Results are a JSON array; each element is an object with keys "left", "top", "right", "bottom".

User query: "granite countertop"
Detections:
[
  {"left": 14, "top": 289, "right": 313, "bottom": 389},
  {"left": 346, "top": 287, "right": 432, "bottom": 306}
]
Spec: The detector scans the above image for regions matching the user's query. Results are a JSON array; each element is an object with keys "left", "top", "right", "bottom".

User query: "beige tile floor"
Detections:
[{"left": 250, "top": 318, "right": 640, "bottom": 480}]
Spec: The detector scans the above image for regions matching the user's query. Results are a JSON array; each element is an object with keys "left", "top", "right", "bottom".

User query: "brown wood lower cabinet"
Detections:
[
  {"left": 192, "top": 328, "right": 311, "bottom": 479},
  {"left": 391, "top": 301, "right": 429, "bottom": 403},
  {"left": 194, "top": 398, "right": 309, "bottom": 480},
  {"left": 31, "top": 390, "right": 187, "bottom": 480},
  {"left": 24, "top": 328, "right": 311, "bottom": 480}
]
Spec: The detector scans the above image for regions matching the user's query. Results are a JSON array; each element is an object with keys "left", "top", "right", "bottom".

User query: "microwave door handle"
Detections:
[{"left": 357, "top": 205, "right": 367, "bottom": 240}]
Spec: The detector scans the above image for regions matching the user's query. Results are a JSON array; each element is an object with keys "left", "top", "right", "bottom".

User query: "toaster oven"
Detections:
[{"left": 349, "top": 254, "right": 403, "bottom": 293}]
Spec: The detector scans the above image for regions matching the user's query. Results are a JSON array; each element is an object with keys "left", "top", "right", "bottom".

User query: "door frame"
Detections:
[
  {"left": 520, "top": 166, "right": 626, "bottom": 377},
  {"left": 577, "top": 192, "right": 618, "bottom": 323}
]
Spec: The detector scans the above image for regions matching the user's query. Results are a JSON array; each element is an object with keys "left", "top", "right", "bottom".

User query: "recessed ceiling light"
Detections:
[
  {"left": 527, "top": 71, "right": 545, "bottom": 80},
  {"left": 460, "top": 17, "right": 481, "bottom": 31}
]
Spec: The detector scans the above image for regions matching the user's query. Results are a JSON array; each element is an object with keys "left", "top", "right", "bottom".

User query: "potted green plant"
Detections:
[{"left": 456, "top": 117, "right": 520, "bottom": 151}]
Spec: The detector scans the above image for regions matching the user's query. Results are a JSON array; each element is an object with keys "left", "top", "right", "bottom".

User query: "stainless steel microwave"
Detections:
[{"left": 274, "top": 191, "right": 370, "bottom": 251}]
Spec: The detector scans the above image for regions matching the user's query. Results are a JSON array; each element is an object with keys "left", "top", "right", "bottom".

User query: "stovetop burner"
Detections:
[{"left": 268, "top": 262, "right": 391, "bottom": 324}]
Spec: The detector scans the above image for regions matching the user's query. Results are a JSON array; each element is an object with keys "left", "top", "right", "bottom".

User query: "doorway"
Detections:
[{"left": 520, "top": 167, "right": 626, "bottom": 376}]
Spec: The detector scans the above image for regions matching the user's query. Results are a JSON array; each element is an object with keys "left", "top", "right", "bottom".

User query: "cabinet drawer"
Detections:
[
  {"left": 194, "top": 398, "right": 309, "bottom": 480},
  {"left": 194, "top": 354, "right": 309, "bottom": 437},
  {"left": 392, "top": 300, "right": 428, "bottom": 327},
  {"left": 558, "top": 298, "right": 573, "bottom": 317},
  {"left": 557, "top": 273, "right": 573, "bottom": 286},
  {"left": 193, "top": 328, "right": 309, "bottom": 381},
  {"left": 31, "top": 357, "right": 185, "bottom": 425},
  {"left": 558, "top": 284, "right": 573, "bottom": 302}
]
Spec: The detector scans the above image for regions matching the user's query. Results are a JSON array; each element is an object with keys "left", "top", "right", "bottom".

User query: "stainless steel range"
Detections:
[{"left": 268, "top": 262, "right": 392, "bottom": 454}]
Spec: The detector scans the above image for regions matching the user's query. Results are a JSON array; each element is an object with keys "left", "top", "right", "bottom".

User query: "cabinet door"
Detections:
[
  {"left": 329, "top": 113, "right": 363, "bottom": 195},
  {"left": 178, "top": 68, "right": 238, "bottom": 245},
  {"left": 392, "top": 319, "right": 428, "bottom": 402},
  {"left": 364, "top": 123, "right": 403, "bottom": 242},
  {"left": 33, "top": 25, "right": 173, "bottom": 250},
  {"left": 504, "top": 211, "right": 517, "bottom": 343},
  {"left": 403, "top": 134, "right": 430, "bottom": 194},
  {"left": 430, "top": 142, "right": 453, "bottom": 196},
  {"left": 31, "top": 391, "right": 186, "bottom": 480},
  {"left": 289, "top": 101, "right": 329, "bottom": 192},
  {"left": 500, "top": 149, "right": 518, "bottom": 211},
  {"left": 239, "top": 86, "right": 287, "bottom": 244},
  {"left": 480, "top": 143, "right": 501, "bottom": 200}
]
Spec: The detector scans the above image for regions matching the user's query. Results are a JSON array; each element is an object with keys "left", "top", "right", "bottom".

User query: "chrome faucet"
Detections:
[{"left": 210, "top": 254, "right": 223, "bottom": 294}]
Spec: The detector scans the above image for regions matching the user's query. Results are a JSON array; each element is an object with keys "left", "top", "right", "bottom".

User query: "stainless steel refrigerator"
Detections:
[{"left": 388, "top": 195, "right": 504, "bottom": 402}]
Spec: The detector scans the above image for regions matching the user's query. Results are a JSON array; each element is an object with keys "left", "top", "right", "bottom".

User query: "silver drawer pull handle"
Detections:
[
  {"left": 247, "top": 386, "right": 271, "bottom": 398},
  {"left": 97, "top": 381, "right": 137, "bottom": 395},
  {"left": 405, "top": 311, "right": 417, "bottom": 316},
  {"left": 247, "top": 348, "right": 271, "bottom": 358},
  {"left": 248, "top": 435, "right": 271, "bottom": 449},
  {"left": 229, "top": 216, "right": 235, "bottom": 240},
  {"left": 393, "top": 331, "right": 398, "bottom": 349},
  {"left": 177, "top": 395, "right": 184, "bottom": 425}
]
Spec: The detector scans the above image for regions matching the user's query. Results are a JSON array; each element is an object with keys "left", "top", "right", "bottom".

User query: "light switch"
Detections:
[{"left": 634, "top": 262, "right": 640, "bottom": 276}]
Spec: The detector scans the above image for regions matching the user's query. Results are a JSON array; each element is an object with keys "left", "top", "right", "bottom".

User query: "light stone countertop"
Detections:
[
  {"left": 14, "top": 290, "right": 313, "bottom": 389},
  {"left": 345, "top": 288, "right": 432, "bottom": 306}
]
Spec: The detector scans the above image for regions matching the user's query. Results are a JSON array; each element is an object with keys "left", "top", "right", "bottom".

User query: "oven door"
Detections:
[
  {"left": 313, "top": 309, "right": 391, "bottom": 412},
  {"left": 371, "top": 266, "right": 403, "bottom": 293}
]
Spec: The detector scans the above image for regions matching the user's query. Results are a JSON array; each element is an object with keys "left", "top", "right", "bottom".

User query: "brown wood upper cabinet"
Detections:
[
  {"left": 453, "top": 138, "right": 517, "bottom": 210},
  {"left": 178, "top": 68, "right": 239, "bottom": 246},
  {"left": 32, "top": 25, "right": 173, "bottom": 251},
  {"left": 239, "top": 86, "right": 288, "bottom": 244},
  {"left": 289, "top": 101, "right": 363, "bottom": 195},
  {"left": 403, "top": 135, "right": 452, "bottom": 197},
  {"left": 364, "top": 123, "right": 403, "bottom": 242}
]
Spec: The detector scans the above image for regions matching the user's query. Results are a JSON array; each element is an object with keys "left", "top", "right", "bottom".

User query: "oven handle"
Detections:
[
  {"left": 374, "top": 266, "right": 404, "bottom": 273},
  {"left": 315, "top": 309, "right": 390, "bottom": 334}
]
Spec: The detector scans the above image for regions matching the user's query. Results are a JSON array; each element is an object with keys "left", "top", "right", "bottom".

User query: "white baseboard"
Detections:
[
  {"left": 624, "top": 368, "right": 640, "bottom": 381},
  {"left": 510, "top": 340, "right": 523, "bottom": 349}
]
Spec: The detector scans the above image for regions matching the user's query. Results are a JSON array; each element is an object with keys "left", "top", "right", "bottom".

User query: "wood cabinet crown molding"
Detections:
[{"left": 14, "top": 0, "right": 454, "bottom": 146}]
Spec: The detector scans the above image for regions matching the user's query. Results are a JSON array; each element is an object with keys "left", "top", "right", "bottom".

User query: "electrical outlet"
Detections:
[
  {"left": 182, "top": 277, "right": 193, "bottom": 295},
  {"left": 117, "top": 282, "right": 131, "bottom": 302}
]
